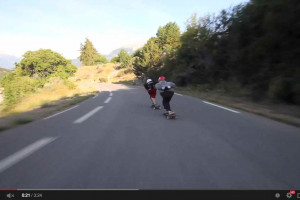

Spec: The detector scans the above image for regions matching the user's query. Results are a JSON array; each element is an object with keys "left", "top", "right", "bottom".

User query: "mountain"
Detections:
[
  {"left": 0, "top": 54, "right": 21, "bottom": 69},
  {"left": 0, "top": 67, "right": 11, "bottom": 80},
  {"left": 71, "top": 59, "right": 81, "bottom": 68},
  {"left": 104, "top": 48, "right": 137, "bottom": 61}
]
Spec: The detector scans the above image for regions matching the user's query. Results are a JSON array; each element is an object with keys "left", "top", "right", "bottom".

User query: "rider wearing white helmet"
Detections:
[{"left": 144, "top": 78, "right": 160, "bottom": 109}]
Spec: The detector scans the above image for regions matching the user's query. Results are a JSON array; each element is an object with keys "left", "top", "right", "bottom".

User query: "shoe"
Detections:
[{"left": 168, "top": 111, "right": 175, "bottom": 115}]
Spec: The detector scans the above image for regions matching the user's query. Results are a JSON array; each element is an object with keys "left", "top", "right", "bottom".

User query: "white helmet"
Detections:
[{"left": 146, "top": 79, "right": 152, "bottom": 83}]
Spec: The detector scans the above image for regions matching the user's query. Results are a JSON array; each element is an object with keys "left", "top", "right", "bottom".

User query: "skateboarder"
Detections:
[
  {"left": 155, "top": 76, "right": 176, "bottom": 116},
  {"left": 144, "top": 78, "right": 161, "bottom": 109}
]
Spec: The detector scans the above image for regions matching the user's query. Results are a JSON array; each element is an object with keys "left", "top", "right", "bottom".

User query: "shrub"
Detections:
[
  {"left": 51, "top": 64, "right": 77, "bottom": 79},
  {"left": 2, "top": 75, "right": 37, "bottom": 106},
  {"left": 268, "top": 77, "right": 294, "bottom": 103},
  {"left": 98, "top": 77, "right": 107, "bottom": 83}
]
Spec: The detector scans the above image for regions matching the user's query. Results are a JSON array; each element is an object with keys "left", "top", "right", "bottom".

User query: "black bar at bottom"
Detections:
[{"left": 1, "top": 190, "right": 298, "bottom": 200}]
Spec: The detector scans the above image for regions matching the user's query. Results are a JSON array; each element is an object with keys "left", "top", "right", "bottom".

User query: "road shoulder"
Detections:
[
  {"left": 175, "top": 87, "right": 300, "bottom": 127},
  {"left": 0, "top": 93, "right": 95, "bottom": 132}
]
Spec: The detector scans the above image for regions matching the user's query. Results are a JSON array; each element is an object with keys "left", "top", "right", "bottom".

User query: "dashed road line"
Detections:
[
  {"left": 0, "top": 137, "right": 57, "bottom": 174},
  {"left": 109, "top": 93, "right": 113, "bottom": 97},
  {"left": 104, "top": 97, "right": 112, "bottom": 103},
  {"left": 44, "top": 105, "right": 79, "bottom": 120},
  {"left": 73, "top": 106, "right": 103, "bottom": 124},
  {"left": 202, "top": 101, "right": 240, "bottom": 113}
]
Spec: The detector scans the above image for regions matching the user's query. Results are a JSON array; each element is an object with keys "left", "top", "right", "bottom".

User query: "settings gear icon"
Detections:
[{"left": 286, "top": 193, "right": 292, "bottom": 198}]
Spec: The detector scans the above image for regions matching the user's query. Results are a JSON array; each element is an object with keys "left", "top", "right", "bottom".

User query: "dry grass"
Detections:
[
  {"left": 71, "top": 63, "right": 116, "bottom": 83},
  {"left": 0, "top": 63, "right": 136, "bottom": 117},
  {"left": 0, "top": 94, "right": 94, "bottom": 131},
  {"left": 111, "top": 68, "right": 136, "bottom": 83}
]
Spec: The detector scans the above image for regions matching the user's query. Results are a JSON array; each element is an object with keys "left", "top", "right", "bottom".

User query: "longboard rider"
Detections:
[
  {"left": 144, "top": 78, "right": 160, "bottom": 109},
  {"left": 155, "top": 76, "right": 176, "bottom": 116}
]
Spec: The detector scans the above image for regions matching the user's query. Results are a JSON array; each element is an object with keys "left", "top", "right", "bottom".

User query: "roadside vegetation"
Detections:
[
  {"left": 0, "top": 45, "right": 135, "bottom": 119},
  {"left": 0, "top": 67, "right": 10, "bottom": 80},
  {"left": 132, "top": 0, "right": 300, "bottom": 106}
]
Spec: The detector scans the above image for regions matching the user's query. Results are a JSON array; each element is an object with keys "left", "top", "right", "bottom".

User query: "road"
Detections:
[{"left": 0, "top": 84, "right": 299, "bottom": 189}]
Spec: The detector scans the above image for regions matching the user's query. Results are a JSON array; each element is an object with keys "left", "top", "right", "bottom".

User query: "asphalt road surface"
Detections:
[{"left": 0, "top": 84, "right": 299, "bottom": 189}]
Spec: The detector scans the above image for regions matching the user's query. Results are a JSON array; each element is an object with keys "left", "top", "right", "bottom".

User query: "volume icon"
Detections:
[{"left": 7, "top": 193, "right": 14, "bottom": 198}]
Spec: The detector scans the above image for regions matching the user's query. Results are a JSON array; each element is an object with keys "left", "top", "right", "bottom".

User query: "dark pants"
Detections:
[{"left": 160, "top": 91, "right": 174, "bottom": 111}]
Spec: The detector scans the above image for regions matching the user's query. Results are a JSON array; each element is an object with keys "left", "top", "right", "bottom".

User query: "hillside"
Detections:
[
  {"left": 0, "top": 67, "right": 11, "bottom": 80},
  {"left": 69, "top": 63, "right": 135, "bottom": 85},
  {"left": 0, "top": 63, "right": 136, "bottom": 116}
]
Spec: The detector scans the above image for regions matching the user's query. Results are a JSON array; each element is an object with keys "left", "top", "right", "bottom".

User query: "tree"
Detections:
[
  {"left": 118, "top": 49, "right": 131, "bottom": 68},
  {"left": 133, "top": 37, "right": 163, "bottom": 78},
  {"left": 110, "top": 56, "right": 119, "bottom": 63},
  {"left": 79, "top": 38, "right": 98, "bottom": 66},
  {"left": 94, "top": 53, "right": 108, "bottom": 64},
  {"left": 156, "top": 22, "right": 181, "bottom": 53},
  {"left": 19, "top": 49, "right": 76, "bottom": 78}
]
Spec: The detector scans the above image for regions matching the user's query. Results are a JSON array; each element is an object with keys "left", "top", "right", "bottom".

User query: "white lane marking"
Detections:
[
  {"left": 92, "top": 95, "right": 98, "bottom": 99},
  {"left": 175, "top": 93, "right": 183, "bottom": 96},
  {"left": 0, "top": 137, "right": 57, "bottom": 174},
  {"left": 109, "top": 93, "right": 113, "bottom": 97},
  {"left": 44, "top": 105, "right": 79, "bottom": 120},
  {"left": 104, "top": 97, "right": 112, "bottom": 103},
  {"left": 202, "top": 101, "right": 240, "bottom": 113},
  {"left": 73, "top": 106, "right": 103, "bottom": 124}
]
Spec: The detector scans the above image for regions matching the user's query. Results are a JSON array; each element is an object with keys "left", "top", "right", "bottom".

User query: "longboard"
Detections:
[{"left": 163, "top": 112, "right": 176, "bottom": 119}]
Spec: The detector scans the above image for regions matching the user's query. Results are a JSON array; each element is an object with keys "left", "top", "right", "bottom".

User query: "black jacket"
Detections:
[{"left": 144, "top": 82, "right": 157, "bottom": 90}]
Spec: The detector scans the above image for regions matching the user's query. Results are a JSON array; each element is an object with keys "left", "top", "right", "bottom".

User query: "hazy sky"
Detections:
[{"left": 0, "top": 0, "right": 249, "bottom": 59}]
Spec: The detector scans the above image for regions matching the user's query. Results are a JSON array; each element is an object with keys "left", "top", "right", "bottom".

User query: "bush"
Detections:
[
  {"left": 19, "top": 49, "right": 71, "bottom": 77},
  {"left": 2, "top": 75, "right": 37, "bottom": 106},
  {"left": 51, "top": 64, "right": 77, "bottom": 79},
  {"left": 43, "top": 77, "right": 64, "bottom": 90},
  {"left": 124, "top": 68, "right": 133, "bottom": 74},
  {"left": 98, "top": 77, "right": 107, "bottom": 83},
  {"left": 292, "top": 83, "right": 300, "bottom": 104},
  {"left": 268, "top": 77, "right": 294, "bottom": 103}
]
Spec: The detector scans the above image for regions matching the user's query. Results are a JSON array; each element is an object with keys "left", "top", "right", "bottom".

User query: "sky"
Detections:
[{"left": 0, "top": 0, "right": 249, "bottom": 59}]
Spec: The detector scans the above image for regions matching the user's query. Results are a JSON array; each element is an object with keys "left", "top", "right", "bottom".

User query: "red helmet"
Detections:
[{"left": 158, "top": 76, "right": 166, "bottom": 82}]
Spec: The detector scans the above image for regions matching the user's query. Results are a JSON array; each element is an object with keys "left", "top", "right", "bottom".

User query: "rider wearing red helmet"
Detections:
[{"left": 155, "top": 76, "right": 176, "bottom": 115}]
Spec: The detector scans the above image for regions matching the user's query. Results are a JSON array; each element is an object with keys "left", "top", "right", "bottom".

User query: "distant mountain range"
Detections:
[
  {"left": 104, "top": 47, "right": 136, "bottom": 61},
  {"left": 0, "top": 54, "right": 21, "bottom": 69}
]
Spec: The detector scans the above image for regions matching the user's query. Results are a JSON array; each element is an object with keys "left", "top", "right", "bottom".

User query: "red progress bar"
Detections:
[{"left": 0, "top": 189, "right": 18, "bottom": 190}]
